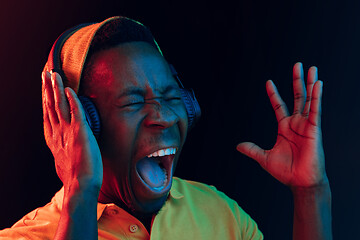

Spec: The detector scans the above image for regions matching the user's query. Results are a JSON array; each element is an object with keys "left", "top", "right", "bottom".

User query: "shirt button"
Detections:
[
  {"left": 129, "top": 224, "right": 139, "bottom": 233},
  {"left": 108, "top": 209, "right": 119, "bottom": 215}
]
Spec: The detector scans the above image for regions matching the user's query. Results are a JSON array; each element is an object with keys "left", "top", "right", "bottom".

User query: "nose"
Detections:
[{"left": 143, "top": 99, "right": 179, "bottom": 129}]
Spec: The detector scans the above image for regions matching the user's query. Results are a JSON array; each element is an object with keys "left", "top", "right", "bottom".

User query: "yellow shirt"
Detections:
[{"left": 0, "top": 177, "right": 263, "bottom": 239}]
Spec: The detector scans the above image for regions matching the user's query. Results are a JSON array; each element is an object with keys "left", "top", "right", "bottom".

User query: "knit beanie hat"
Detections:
[{"left": 44, "top": 16, "right": 161, "bottom": 94}]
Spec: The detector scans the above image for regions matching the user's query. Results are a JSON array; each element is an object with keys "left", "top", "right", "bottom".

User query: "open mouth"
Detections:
[{"left": 136, "top": 147, "right": 177, "bottom": 191}]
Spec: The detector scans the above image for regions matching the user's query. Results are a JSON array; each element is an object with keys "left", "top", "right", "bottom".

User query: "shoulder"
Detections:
[
  {"left": 159, "top": 177, "right": 263, "bottom": 239},
  {"left": 171, "top": 177, "right": 255, "bottom": 226},
  {"left": 0, "top": 190, "right": 62, "bottom": 239}
]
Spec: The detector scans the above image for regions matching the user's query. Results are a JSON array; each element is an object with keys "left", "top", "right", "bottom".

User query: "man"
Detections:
[{"left": 0, "top": 16, "right": 332, "bottom": 239}]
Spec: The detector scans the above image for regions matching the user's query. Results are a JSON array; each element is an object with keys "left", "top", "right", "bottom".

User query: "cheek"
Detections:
[
  {"left": 98, "top": 114, "right": 137, "bottom": 162},
  {"left": 177, "top": 104, "right": 189, "bottom": 140}
]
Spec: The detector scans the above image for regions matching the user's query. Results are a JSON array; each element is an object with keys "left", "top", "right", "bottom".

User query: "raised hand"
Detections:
[
  {"left": 42, "top": 71, "right": 103, "bottom": 193},
  {"left": 237, "top": 63, "right": 328, "bottom": 188}
]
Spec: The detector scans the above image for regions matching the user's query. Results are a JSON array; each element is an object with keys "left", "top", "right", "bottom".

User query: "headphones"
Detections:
[{"left": 47, "top": 23, "right": 201, "bottom": 139}]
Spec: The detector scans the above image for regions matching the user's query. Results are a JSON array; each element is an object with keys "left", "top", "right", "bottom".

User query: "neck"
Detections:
[{"left": 98, "top": 189, "right": 157, "bottom": 233}]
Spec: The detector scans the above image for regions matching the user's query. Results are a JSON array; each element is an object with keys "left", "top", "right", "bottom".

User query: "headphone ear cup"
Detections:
[
  {"left": 78, "top": 96, "right": 101, "bottom": 139},
  {"left": 180, "top": 88, "right": 201, "bottom": 129}
]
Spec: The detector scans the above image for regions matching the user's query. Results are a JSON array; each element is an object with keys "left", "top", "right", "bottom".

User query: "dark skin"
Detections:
[
  {"left": 237, "top": 65, "right": 327, "bottom": 187},
  {"left": 237, "top": 63, "right": 332, "bottom": 239},
  {"left": 43, "top": 42, "right": 187, "bottom": 237},
  {"left": 43, "top": 41, "right": 331, "bottom": 239}
]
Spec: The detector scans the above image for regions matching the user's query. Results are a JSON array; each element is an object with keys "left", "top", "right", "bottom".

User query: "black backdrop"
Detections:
[{"left": 0, "top": 0, "right": 358, "bottom": 239}]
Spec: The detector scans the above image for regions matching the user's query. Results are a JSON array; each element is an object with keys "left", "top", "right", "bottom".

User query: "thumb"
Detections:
[{"left": 236, "top": 142, "right": 267, "bottom": 167}]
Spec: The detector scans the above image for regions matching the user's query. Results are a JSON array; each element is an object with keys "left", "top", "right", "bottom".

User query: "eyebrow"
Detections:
[
  {"left": 117, "top": 84, "right": 181, "bottom": 99},
  {"left": 117, "top": 87, "right": 146, "bottom": 99}
]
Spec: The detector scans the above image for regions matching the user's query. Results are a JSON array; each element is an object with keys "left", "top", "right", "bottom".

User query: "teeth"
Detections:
[
  {"left": 165, "top": 149, "right": 171, "bottom": 155},
  {"left": 147, "top": 147, "right": 177, "bottom": 158}
]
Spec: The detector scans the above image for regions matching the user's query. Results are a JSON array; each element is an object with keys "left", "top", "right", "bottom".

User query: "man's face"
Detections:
[{"left": 84, "top": 42, "right": 188, "bottom": 215}]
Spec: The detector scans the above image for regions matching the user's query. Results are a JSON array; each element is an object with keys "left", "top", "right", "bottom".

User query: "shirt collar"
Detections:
[
  {"left": 169, "top": 187, "right": 184, "bottom": 199},
  {"left": 52, "top": 179, "right": 184, "bottom": 220}
]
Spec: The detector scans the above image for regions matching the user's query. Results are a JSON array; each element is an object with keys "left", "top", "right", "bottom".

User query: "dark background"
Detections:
[{"left": 0, "top": 0, "right": 358, "bottom": 239}]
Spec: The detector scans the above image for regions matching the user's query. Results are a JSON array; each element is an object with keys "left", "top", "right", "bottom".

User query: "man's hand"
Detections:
[
  {"left": 237, "top": 63, "right": 332, "bottom": 239},
  {"left": 42, "top": 71, "right": 103, "bottom": 192},
  {"left": 42, "top": 71, "right": 102, "bottom": 239},
  {"left": 237, "top": 62, "right": 327, "bottom": 188}
]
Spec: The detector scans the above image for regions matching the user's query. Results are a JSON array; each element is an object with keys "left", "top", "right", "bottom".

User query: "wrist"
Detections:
[
  {"left": 64, "top": 174, "right": 101, "bottom": 195},
  {"left": 291, "top": 177, "right": 331, "bottom": 196},
  {"left": 62, "top": 179, "right": 100, "bottom": 211},
  {"left": 291, "top": 178, "right": 331, "bottom": 220}
]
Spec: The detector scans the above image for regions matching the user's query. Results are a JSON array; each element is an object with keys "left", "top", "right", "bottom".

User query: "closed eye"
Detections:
[
  {"left": 119, "top": 101, "right": 145, "bottom": 108},
  {"left": 166, "top": 97, "right": 182, "bottom": 101}
]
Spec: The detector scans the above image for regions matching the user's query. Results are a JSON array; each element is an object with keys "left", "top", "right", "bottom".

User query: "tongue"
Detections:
[{"left": 136, "top": 157, "right": 166, "bottom": 188}]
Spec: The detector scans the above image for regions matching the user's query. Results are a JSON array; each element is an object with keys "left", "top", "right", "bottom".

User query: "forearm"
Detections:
[
  {"left": 54, "top": 182, "right": 99, "bottom": 240},
  {"left": 292, "top": 181, "right": 332, "bottom": 240}
]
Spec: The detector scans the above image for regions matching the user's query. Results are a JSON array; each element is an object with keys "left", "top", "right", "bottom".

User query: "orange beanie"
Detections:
[{"left": 44, "top": 16, "right": 160, "bottom": 93}]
